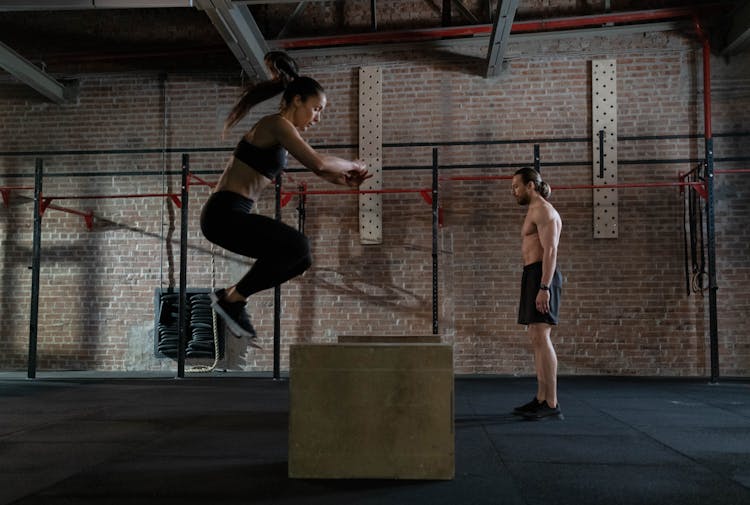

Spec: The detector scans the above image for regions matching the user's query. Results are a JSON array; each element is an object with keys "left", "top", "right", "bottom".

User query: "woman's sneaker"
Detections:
[
  {"left": 210, "top": 289, "right": 260, "bottom": 348},
  {"left": 513, "top": 397, "right": 541, "bottom": 416},
  {"left": 522, "top": 400, "right": 563, "bottom": 421}
]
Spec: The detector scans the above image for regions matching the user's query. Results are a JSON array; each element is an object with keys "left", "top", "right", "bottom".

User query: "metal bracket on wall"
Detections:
[
  {"left": 359, "top": 66, "right": 383, "bottom": 245},
  {"left": 591, "top": 59, "right": 618, "bottom": 238}
]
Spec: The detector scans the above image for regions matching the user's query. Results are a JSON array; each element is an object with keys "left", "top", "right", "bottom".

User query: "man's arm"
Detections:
[
  {"left": 534, "top": 207, "right": 561, "bottom": 313},
  {"left": 536, "top": 209, "right": 561, "bottom": 287}
]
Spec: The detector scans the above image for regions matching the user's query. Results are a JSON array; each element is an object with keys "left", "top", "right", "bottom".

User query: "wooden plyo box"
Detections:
[{"left": 288, "top": 343, "right": 454, "bottom": 480}]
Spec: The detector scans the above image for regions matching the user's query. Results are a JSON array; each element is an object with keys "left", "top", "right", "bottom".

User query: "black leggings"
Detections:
[{"left": 200, "top": 191, "right": 312, "bottom": 297}]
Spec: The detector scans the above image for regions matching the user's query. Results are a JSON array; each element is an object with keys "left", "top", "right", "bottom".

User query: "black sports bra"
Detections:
[{"left": 233, "top": 137, "right": 288, "bottom": 180}]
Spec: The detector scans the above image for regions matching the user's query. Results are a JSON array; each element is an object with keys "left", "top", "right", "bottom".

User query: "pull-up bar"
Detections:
[
  {"left": 279, "top": 187, "right": 435, "bottom": 208},
  {"left": 25, "top": 157, "right": 193, "bottom": 378},
  {"left": 37, "top": 193, "right": 182, "bottom": 230}
]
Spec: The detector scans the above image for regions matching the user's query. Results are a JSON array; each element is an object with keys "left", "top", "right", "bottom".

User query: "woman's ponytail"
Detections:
[
  {"left": 222, "top": 51, "right": 299, "bottom": 135},
  {"left": 265, "top": 51, "right": 299, "bottom": 84}
]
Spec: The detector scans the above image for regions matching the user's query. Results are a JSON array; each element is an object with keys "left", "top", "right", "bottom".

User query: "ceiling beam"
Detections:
[
  {"left": 0, "top": 0, "right": 193, "bottom": 10},
  {"left": 276, "top": 1, "right": 308, "bottom": 39},
  {"left": 231, "top": 0, "right": 326, "bottom": 4},
  {"left": 452, "top": 0, "right": 479, "bottom": 25},
  {"left": 196, "top": 0, "right": 270, "bottom": 78},
  {"left": 485, "top": 0, "right": 518, "bottom": 77},
  {"left": 722, "top": 0, "right": 750, "bottom": 55},
  {"left": 0, "top": 41, "right": 76, "bottom": 103}
]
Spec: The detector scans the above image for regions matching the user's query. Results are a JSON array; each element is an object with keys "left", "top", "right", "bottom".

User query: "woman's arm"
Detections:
[{"left": 272, "top": 116, "right": 370, "bottom": 186}]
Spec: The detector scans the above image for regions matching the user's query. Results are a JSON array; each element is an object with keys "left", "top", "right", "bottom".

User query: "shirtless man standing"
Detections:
[{"left": 510, "top": 167, "right": 564, "bottom": 420}]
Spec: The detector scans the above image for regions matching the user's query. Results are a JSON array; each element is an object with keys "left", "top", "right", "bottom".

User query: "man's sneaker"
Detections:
[
  {"left": 513, "top": 397, "right": 542, "bottom": 416},
  {"left": 522, "top": 400, "right": 563, "bottom": 421},
  {"left": 210, "top": 289, "right": 260, "bottom": 347}
]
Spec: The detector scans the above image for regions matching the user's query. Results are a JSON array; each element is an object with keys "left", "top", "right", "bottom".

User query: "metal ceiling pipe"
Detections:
[{"left": 275, "top": 5, "right": 726, "bottom": 49}]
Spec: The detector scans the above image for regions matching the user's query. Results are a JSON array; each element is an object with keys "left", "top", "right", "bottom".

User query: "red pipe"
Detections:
[{"left": 511, "top": 7, "right": 700, "bottom": 33}]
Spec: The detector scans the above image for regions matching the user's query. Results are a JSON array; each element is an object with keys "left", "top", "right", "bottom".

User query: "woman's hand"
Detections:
[{"left": 343, "top": 160, "right": 372, "bottom": 187}]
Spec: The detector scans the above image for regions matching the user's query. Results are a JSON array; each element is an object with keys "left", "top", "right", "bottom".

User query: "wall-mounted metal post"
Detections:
[
  {"left": 273, "top": 174, "right": 282, "bottom": 380},
  {"left": 693, "top": 18, "right": 719, "bottom": 383},
  {"left": 27, "top": 158, "right": 43, "bottom": 379},
  {"left": 432, "top": 148, "right": 439, "bottom": 335},
  {"left": 706, "top": 136, "right": 718, "bottom": 383}
]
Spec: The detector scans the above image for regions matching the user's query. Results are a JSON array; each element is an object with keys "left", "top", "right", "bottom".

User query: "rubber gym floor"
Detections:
[{"left": 0, "top": 374, "right": 748, "bottom": 505}]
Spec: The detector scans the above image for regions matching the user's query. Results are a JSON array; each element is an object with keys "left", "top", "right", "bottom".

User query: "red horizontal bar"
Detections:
[
  {"left": 553, "top": 181, "right": 705, "bottom": 190},
  {"left": 282, "top": 188, "right": 429, "bottom": 196},
  {"left": 441, "top": 175, "right": 513, "bottom": 182},
  {"left": 43, "top": 193, "right": 180, "bottom": 200},
  {"left": 279, "top": 187, "right": 433, "bottom": 208}
]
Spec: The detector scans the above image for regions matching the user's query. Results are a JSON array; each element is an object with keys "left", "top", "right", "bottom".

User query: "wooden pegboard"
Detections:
[
  {"left": 358, "top": 66, "right": 383, "bottom": 245},
  {"left": 592, "top": 59, "right": 618, "bottom": 238}
]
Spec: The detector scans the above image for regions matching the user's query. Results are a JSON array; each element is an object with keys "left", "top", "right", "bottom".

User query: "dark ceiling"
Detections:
[{"left": 0, "top": 1, "right": 745, "bottom": 101}]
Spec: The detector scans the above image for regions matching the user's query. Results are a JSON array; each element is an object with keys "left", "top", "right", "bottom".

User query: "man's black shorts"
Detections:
[{"left": 518, "top": 262, "right": 562, "bottom": 325}]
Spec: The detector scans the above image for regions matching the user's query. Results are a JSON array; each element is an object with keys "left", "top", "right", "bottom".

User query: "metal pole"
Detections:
[
  {"left": 177, "top": 154, "right": 189, "bottom": 378},
  {"left": 27, "top": 158, "right": 43, "bottom": 379},
  {"left": 706, "top": 137, "right": 718, "bottom": 383},
  {"left": 700, "top": 36, "right": 719, "bottom": 383},
  {"left": 432, "top": 148, "right": 439, "bottom": 335},
  {"left": 273, "top": 174, "right": 282, "bottom": 380},
  {"left": 534, "top": 144, "right": 541, "bottom": 174}
]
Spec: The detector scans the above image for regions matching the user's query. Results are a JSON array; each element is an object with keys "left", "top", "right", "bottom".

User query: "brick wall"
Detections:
[{"left": 1, "top": 30, "right": 748, "bottom": 376}]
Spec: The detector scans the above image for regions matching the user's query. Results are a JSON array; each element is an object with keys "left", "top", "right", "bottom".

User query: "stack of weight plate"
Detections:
[
  {"left": 156, "top": 293, "right": 179, "bottom": 358},
  {"left": 186, "top": 293, "right": 219, "bottom": 359}
]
